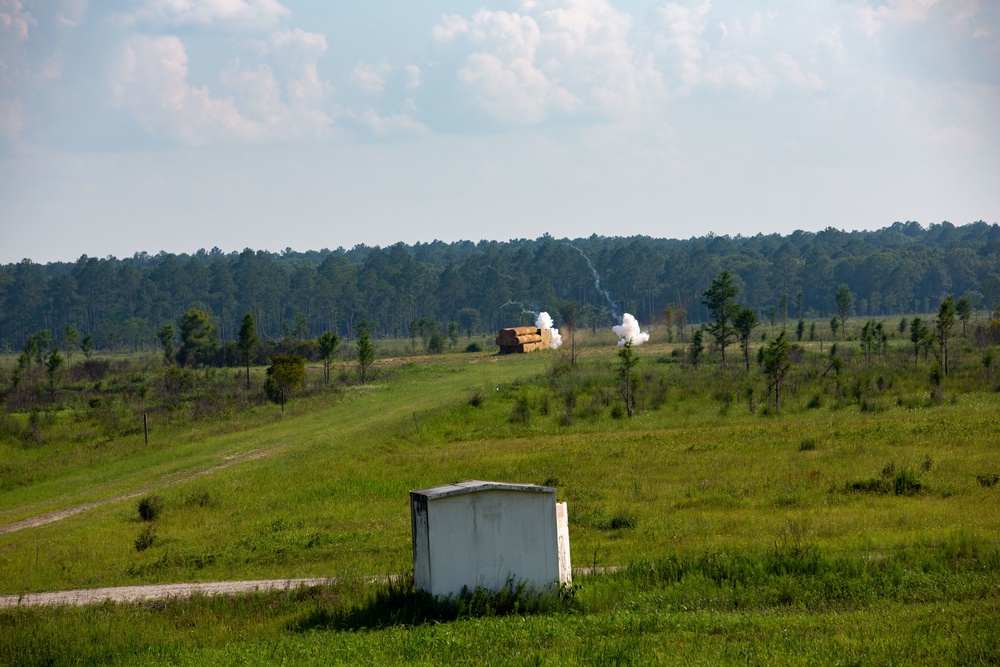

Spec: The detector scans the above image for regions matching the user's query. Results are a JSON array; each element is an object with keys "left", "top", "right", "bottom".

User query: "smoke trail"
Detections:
[
  {"left": 500, "top": 300, "right": 537, "bottom": 318},
  {"left": 482, "top": 265, "right": 518, "bottom": 281},
  {"left": 536, "top": 311, "right": 562, "bottom": 349},
  {"left": 613, "top": 313, "right": 650, "bottom": 347},
  {"left": 563, "top": 243, "right": 618, "bottom": 320}
]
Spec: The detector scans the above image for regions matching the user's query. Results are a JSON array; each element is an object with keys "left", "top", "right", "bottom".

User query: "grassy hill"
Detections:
[{"left": 2, "top": 330, "right": 999, "bottom": 664}]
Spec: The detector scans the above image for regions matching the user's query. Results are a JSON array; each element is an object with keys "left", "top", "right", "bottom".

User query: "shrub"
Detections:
[
  {"left": 977, "top": 473, "right": 999, "bottom": 488},
  {"left": 606, "top": 512, "right": 638, "bottom": 530},
  {"left": 509, "top": 397, "right": 530, "bottom": 425},
  {"left": 467, "top": 390, "right": 484, "bottom": 408},
  {"left": 892, "top": 467, "right": 922, "bottom": 495},
  {"left": 134, "top": 525, "right": 156, "bottom": 552},
  {"left": 137, "top": 495, "right": 163, "bottom": 522},
  {"left": 465, "top": 342, "right": 483, "bottom": 353},
  {"left": 846, "top": 465, "right": 922, "bottom": 496},
  {"left": 185, "top": 491, "right": 212, "bottom": 507}
]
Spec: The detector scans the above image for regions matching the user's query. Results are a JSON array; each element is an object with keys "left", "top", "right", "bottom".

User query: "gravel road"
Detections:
[
  {"left": 0, "top": 577, "right": 334, "bottom": 608},
  {"left": 0, "top": 569, "right": 614, "bottom": 608}
]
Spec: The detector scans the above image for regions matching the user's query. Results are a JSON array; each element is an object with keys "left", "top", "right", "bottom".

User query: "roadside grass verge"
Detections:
[{"left": 3, "top": 537, "right": 999, "bottom": 666}]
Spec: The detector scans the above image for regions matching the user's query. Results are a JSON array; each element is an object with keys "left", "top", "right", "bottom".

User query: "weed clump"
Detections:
[
  {"left": 846, "top": 463, "right": 922, "bottom": 496},
  {"left": 798, "top": 438, "right": 817, "bottom": 452},
  {"left": 185, "top": 491, "right": 212, "bottom": 507},
  {"left": 977, "top": 473, "right": 999, "bottom": 488},
  {"left": 137, "top": 495, "right": 163, "bottom": 522},
  {"left": 134, "top": 525, "right": 156, "bottom": 552}
]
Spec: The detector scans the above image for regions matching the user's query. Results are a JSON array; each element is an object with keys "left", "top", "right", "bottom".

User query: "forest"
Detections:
[{"left": 1, "top": 219, "right": 999, "bottom": 352}]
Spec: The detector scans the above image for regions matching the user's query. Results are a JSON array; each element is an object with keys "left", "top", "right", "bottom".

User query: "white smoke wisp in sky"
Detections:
[
  {"left": 563, "top": 243, "right": 619, "bottom": 320},
  {"left": 613, "top": 313, "right": 650, "bottom": 347},
  {"left": 536, "top": 311, "right": 562, "bottom": 349}
]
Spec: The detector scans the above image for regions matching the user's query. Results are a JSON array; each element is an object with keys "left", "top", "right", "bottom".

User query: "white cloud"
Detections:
[
  {"left": 258, "top": 27, "right": 332, "bottom": 105},
  {"left": 855, "top": 0, "right": 984, "bottom": 38},
  {"left": 57, "top": 0, "right": 88, "bottom": 28},
  {"left": 0, "top": 0, "right": 88, "bottom": 142},
  {"left": 0, "top": 0, "right": 34, "bottom": 82},
  {"left": 351, "top": 60, "right": 390, "bottom": 95},
  {"left": 0, "top": 97, "right": 24, "bottom": 139},
  {"left": 110, "top": 19, "right": 334, "bottom": 146},
  {"left": 405, "top": 65, "right": 421, "bottom": 91},
  {"left": 122, "top": 0, "right": 290, "bottom": 31},
  {"left": 111, "top": 35, "right": 260, "bottom": 145},
  {"left": 655, "top": 1, "right": 776, "bottom": 97},
  {"left": 434, "top": 0, "right": 663, "bottom": 125},
  {"left": 774, "top": 52, "right": 825, "bottom": 92},
  {"left": 354, "top": 108, "right": 428, "bottom": 136},
  {"left": 0, "top": 0, "right": 31, "bottom": 37}
]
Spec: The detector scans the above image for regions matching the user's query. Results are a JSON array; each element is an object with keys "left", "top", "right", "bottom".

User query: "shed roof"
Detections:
[{"left": 410, "top": 480, "right": 555, "bottom": 501}]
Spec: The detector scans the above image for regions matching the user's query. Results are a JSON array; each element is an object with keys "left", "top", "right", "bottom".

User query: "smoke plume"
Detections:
[
  {"left": 536, "top": 311, "right": 563, "bottom": 349},
  {"left": 612, "top": 313, "right": 650, "bottom": 347}
]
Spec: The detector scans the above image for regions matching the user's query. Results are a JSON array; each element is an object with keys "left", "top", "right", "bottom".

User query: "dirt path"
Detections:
[
  {"left": 0, "top": 569, "right": 615, "bottom": 608},
  {"left": 0, "top": 577, "right": 333, "bottom": 608},
  {"left": 0, "top": 448, "right": 278, "bottom": 536}
]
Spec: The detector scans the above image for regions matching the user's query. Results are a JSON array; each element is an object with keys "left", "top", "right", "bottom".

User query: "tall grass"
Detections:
[{"left": 3, "top": 536, "right": 998, "bottom": 666}]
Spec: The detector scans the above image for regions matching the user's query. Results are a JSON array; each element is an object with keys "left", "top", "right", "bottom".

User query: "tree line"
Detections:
[{"left": 2, "top": 220, "right": 999, "bottom": 352}]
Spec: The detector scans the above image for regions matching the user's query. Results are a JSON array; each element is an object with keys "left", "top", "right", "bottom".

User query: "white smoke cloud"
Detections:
[
  {"left": 613, "top": 313, "right": 649, "bottom": 347},
  {"left": 536, "top": 311, "right": 562, "bottom": 349}
]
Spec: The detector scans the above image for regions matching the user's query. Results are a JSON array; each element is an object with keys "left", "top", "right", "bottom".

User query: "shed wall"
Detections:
[{"left": 419, "top": 489, "right": 559, "bottom": 597}]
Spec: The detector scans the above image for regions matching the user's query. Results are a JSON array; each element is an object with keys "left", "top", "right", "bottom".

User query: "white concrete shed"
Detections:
[{"left": 410, "top": 480, "right": 571, "bottom": 598}]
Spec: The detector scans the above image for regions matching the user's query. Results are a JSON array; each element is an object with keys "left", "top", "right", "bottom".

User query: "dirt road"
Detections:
[
  {"left": 0, "top": 569, "right": 614, "bottom": 608},
  {"left": 0, "top": 577, "right": 333, "bottom": 608},
  {"left": 0, "top": 448, "right": 277, "bottom": 536}
]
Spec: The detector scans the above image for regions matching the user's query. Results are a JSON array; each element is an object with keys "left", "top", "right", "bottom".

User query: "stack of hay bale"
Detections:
[{"left": 496, "top": 326, "right": 553, "bottom": 354}]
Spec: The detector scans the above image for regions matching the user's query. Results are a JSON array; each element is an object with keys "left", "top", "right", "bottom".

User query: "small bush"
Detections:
[
  {"left": 465, "top": 342, "right": 483, "bottom": 353},
  {"left": 606, "top": 512, "right": 638, "bottom": 530},
  {"left": 137, "top": 495, "right": 163, "bottom": 522},
  {"left": 185, "top": 491, "right": 212, "bottom": 507},
  {"left": 806, "top": 393, "right": 822, "bottom": 409},
  {"left": 977, "top": 473, "right": 999, "bottom": 488},
  {"left": 846, "top": 465, "right": 922, "bottom": 496},
  {"left": 467, "top": 391, "right": 484, "bottom": 408},
  {"left": 892, "top": 467, "right": 922, "bottom": 495},
  {"left": 134, "top": 525, "right": 156, "bottom": 552},
  {"left": 509, "top": 397, "right": 530, "bottom": 425}
]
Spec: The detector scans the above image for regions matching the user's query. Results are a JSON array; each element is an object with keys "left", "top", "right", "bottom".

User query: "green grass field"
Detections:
[{"left": 2, "top": 329, "right": 999, "bottom": 665}]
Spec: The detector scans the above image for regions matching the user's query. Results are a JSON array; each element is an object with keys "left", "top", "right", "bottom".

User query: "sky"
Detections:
[{"left": 1, "top": 0, "right": 998, "bottom": 265}]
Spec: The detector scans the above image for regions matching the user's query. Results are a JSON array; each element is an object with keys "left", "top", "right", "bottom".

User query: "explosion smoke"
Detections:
[
  {"left": 536, "top": 311, "right": 563, "bottom": 349},
  {"left": 612, "top": 313, "right": 650, "bottom": 347}
]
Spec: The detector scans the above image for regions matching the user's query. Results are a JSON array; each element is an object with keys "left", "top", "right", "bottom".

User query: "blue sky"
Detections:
[{"left": 1, "top": 0, "right": 997, "bottom": 263}]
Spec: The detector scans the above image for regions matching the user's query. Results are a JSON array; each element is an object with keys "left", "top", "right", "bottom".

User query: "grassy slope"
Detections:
[
  {"left": 3, "top": 344, "right": 1000, "bottom": 592},
  {"left": 2, "top": 338, "right": 1000, "bottom": 664}
]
